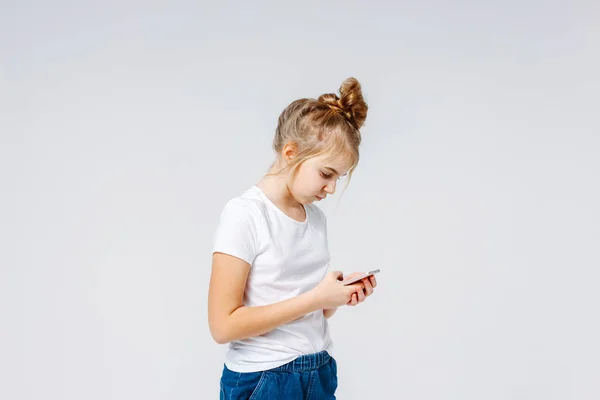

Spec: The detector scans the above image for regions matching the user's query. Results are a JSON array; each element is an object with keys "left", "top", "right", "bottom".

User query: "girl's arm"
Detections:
[
  {"left": 208, "top": 252, "right": 322, "bottom": 344},
  {"left": 323, "top": 308, "right": 338, "bottom": 318}
]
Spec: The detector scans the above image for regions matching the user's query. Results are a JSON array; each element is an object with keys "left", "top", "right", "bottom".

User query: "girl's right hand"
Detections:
[{"left": 311, "top": 271, "right": 365, "bottom": 310}]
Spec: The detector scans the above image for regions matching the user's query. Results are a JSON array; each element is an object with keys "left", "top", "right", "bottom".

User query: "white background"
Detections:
[{"left": 2, "top": 1, "right": 599, "bottom": 399}]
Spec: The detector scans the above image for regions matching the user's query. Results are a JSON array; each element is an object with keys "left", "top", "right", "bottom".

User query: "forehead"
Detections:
[{"left": 310, "top": 153, "right": 354, "bottom": 174}]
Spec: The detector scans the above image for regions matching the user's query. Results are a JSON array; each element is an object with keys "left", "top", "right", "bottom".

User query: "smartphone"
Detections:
[{"left": 341, "top": 269, "right": 380, "bottom": 285}]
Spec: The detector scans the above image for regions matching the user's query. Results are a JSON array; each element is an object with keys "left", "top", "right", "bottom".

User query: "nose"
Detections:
[{"left": 324, "top": 180, "right": 337, "bottom": 195}]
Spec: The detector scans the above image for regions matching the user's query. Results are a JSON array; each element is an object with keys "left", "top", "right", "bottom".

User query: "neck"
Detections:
[{"left": 257, "top": 162, "right": 302, "bottom": 210}]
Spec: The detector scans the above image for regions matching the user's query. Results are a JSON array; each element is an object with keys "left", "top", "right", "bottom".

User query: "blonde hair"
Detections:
[{"left": 269, "top": 77, "right": 368, "bottom": 185}]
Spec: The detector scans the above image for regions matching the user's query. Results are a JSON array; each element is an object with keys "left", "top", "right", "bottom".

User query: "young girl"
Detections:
[{"left": 209, "top": 77, "right": 377, "bottom": 399}]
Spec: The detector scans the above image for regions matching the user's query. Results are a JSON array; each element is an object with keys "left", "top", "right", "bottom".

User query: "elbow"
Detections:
[
  {"left": 209, "top": 306, "right": 245, "bottom": 344},
  {"left": 213, "top": 335, "right": 229, "bottom": 345},
  {"left": 209, "top": 305, "right": 246, "bottom": 344},
  {"left": 211, "top": 331, "right": 230, "bottom": 345},
  {"left": 209, "top": 321, "right": 232, "bottom": 345}
]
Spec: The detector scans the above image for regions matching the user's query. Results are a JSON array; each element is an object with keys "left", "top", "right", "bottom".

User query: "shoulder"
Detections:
[
  {"left": 219, "top": 188, "right": 266, "bottom": 221},
  {"left": 213, "top": 189, "right": 266, "bottom": 264}
]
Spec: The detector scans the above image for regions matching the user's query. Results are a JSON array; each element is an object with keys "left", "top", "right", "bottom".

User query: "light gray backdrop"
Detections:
[{"left": 2, "top": 1, "right": 599, "bottom": 399}]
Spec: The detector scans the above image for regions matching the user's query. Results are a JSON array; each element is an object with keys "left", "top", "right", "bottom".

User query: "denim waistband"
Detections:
[{"left": 271, "top": 351, "right": 331, "bottom": 372}]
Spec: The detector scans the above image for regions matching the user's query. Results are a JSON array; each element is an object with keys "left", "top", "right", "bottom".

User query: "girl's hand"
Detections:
[
  {"left": 311, "top": 271, "right": 366, "bottom": 310},
  {"left": 344, "top": 272, "right": 377, "bottom": 306}
]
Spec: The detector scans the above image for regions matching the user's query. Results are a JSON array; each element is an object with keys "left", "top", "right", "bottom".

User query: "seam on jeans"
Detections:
[
  {"left": 330, "top": 358, "right": 336, "bottom": 382},
  {"left": 248, "top": 371, "right": 267, "bottom": 400},
  {"left": 330, "top": 358, "right": 338, "bottom": 396},
  {"left": 306, "top": 371, "right": 316, "bottom": 399},
  {"left": 231, "top": 372, "right": 242, "bottom": 399}
]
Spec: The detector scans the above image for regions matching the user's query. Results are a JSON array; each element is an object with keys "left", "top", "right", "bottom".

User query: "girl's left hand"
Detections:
[{"left": 344, "top": 272, "right": 377, "bottom": 306}]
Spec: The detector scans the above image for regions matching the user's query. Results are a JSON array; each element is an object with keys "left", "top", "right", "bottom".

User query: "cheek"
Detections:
[
  {"left": 293, "top": 171, "right": 321, "bottom": 192},
  {"left": 291, "top": 169, "right": 311, "bottom": 189}
]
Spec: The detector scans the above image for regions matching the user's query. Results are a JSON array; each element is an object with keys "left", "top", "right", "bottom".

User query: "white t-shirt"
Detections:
[{"left": 212, "top": 185, "right": 334, "bottom": 372}]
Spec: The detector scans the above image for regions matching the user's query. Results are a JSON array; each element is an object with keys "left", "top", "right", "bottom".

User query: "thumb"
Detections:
[{"left": 330, "top": 270, "right": 343, "bottom": 281}]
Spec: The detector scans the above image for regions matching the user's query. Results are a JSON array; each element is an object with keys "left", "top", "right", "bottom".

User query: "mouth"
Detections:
[{"left": 315, "top": 195, "right": 326, "bottom": 200}]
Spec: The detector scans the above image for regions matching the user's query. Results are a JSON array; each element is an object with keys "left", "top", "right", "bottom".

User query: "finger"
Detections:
[
  {"left": 346, "top": 291, "right": 356, "bottom": 305},
  {"left": 369, "top": 275, "right": 377, "bottom": 288},
  {"left": 362, "top": 278, "right": 373, "bottom": 296},
  {"left": 351, "top": 293, "right": 358, "bottom": 306},
  {"left": 346, "top": 272, "right": 364, "bottom": 279},
  {"left": 357, "top": 287, "right": 366, "bottom": 302}
]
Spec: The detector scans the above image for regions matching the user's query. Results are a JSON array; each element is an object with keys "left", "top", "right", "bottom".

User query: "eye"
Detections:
[{"left": 320, "top": 172, "right": 333, "bottom": 179}]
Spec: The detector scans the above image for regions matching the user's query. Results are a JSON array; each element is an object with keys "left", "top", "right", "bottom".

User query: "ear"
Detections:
[{"left": 281, "top": 142, "right": 298, "bottom": 163}]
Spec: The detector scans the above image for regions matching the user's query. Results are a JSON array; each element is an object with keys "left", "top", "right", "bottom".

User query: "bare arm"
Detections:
[
  {"left": 323, "top": 308, "right": 338, "bottom": 319},
  {"left": 208, "top": 252, "right": 322, "bottom": 344}
]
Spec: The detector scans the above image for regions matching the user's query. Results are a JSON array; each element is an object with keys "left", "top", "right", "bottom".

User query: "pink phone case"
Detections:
[{"left": 341, "top": 269, "right": 380, "bottom": 285}]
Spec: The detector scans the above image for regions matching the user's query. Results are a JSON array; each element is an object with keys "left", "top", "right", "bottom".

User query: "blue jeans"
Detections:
[{"left": 220, "top": 351, "right": 338, "bottom": 399}]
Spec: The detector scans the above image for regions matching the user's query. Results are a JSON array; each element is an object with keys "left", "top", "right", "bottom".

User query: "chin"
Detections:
[
  {"left": 300, "top": 196, "right": 315, "bottom": 205},
  {"left": 290, "top": 191, "right": 312, "bottom": 205}
]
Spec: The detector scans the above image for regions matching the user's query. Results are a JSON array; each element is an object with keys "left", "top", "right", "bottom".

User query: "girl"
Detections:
[{"left": 209, "top": 77, "right": 377, "bottom": 399}]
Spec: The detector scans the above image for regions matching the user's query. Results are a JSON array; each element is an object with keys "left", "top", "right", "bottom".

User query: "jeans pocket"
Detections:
[
  {"left": 248, "top": 372, "right": 267, "bottom": 400},
  {"left": 221, "top": 366, "right": 264, "bottom": 400}
]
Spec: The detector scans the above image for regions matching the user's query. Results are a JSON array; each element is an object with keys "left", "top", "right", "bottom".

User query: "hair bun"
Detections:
[{"left": 318, "top": 77, "right": 368, "bottom": 129}]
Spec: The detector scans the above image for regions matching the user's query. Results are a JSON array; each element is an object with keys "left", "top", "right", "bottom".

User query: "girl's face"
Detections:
[{"left": 288, "top": 154, "right": 354, "bottom": 205}]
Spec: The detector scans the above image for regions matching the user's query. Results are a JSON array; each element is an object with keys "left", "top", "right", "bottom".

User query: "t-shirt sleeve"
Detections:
[{"left": 212, "top": 198, "right": 259, "bottom": 266}]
